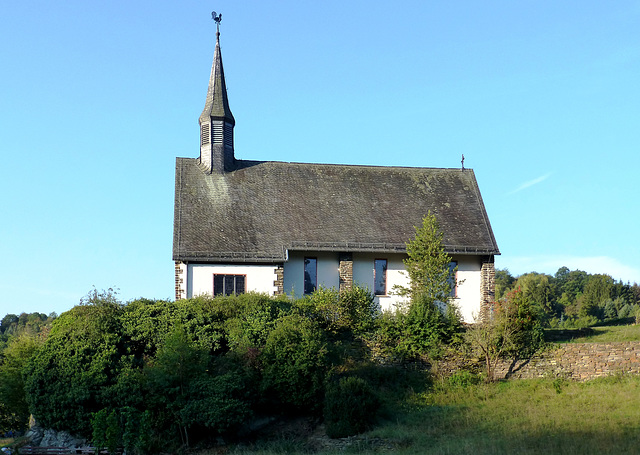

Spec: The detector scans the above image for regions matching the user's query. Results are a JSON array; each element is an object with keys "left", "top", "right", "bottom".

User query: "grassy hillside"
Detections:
[{"left": 546, "top": 322, "right": 640, "bottom": 343}]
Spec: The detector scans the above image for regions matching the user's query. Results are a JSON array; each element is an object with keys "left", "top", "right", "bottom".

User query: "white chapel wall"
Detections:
[
  {"left": 283, "top": 251, "right": 340, "bottom": 297},
  {"left": 352, "top": 253, "right": 409, "bottom": 312},
  {"left": 452, "top": 255, "right": 482, "bottom": 323},
  {"left": 352, "top": 253, "right": 482, "bottom": 323},
  {"left": 186, "top": 263, "right": 278, "bottom": 298},
  {"left": 183, "top": 253, "right": 483, "bottom": 323}
]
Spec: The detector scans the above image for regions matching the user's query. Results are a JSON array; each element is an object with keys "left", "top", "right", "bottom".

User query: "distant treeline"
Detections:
[
  {"left": 497, "top": 266, "right": 640, "bottom": 327},
  {"left": 0, "top": 312, "right": 56, "bottom": 347}
]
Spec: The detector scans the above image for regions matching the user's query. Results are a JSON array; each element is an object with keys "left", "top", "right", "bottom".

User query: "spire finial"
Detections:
[{"left": 211, "top": 11, "right": 222, "bottom": 36}]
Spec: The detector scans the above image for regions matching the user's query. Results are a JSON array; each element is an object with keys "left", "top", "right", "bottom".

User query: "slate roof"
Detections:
[
  {"left": 199, "top": 33, "right": 235, "bottom": 126},
  {"left": 173, "top": 158, "right": 499, "bottom": 263}
]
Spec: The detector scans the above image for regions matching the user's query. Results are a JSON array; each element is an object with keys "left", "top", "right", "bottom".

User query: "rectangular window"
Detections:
[
  {"left": 304, "top": 257, "right": 317, "bottom": 295},
  {"left": 448, "top": 262, "right": 458, "bottom": 298},
  {"left": 374, "top": 259, "right": 387, "bottom": 295},
  {"left": 213, "top": 274, "right": 246, "bottom": 296}
]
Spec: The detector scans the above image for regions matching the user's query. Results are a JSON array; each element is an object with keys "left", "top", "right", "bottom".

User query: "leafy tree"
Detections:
[
  {"left": 23, "top": 290, "right": 127, "bottom": 436},
  {"left": 0, "top": 314, "right": 19, "bottom": 336},
  {"left": 514, "top": 273, "right": 556, "bottom": 323},
  {"left": 395, "top": 212, "right": 455, "bottom": 304},
  {"left": 0, "top": 312, "right": 55, "bottom": 340},
  {"left": 91, "top": 409, "right": 109, "bottom": 453},
  {"left": 144, "top": 326, "right": 209, "bottom": 446},
  {"left": 390, "top": 212, "right": 461, "bottom": 358},
  {"left": 495, "top": 269, "right": 516, "bottom": 300},
  {"left": 578, "top": 274, "right": 614, "bottom": 318},
  {"left": 178, "top": 373, "right": 252, "bottom": 437},
  {"left": 465, "top": 287, "right": 544, "bottom": 381},
  {"left": 556, "top": 269, "right": 589, "bottom": 316},
  {"left": 0, "top": 333, "right": 43, "bottom": 432}
]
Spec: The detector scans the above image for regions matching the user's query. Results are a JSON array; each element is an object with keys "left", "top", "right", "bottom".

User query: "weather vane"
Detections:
[{"left": 211, "top": 11, "right": 222, "bottom": 34}]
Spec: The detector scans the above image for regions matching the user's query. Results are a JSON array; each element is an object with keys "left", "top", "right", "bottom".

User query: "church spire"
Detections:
[{"left": 199, "top": 12, "right": 235, "bottom": 173}]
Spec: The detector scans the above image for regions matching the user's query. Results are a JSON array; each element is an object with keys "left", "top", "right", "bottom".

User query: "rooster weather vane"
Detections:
[{"left": 211, "top": 11, "right": 222, "bottom": 33}]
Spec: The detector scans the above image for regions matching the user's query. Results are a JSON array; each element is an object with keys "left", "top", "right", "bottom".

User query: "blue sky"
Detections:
[{"left": 2, "top": 1, "right": 639, "bottom": 316}]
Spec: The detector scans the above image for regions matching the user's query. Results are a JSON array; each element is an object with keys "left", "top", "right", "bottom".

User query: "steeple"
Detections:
[{"left": 199, "top": 13, "right": 235, "bottom": 173}]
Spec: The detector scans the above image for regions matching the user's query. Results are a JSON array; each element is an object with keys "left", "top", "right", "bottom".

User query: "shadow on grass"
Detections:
[
  {"left": 545, "top": 318, "right": 640, "bottom": 343},
  {"left": 394, "top": 403, "right": 640, "bottom": 455},
  {"left": 420, "top": 427, "right": 640, "bottom": 455},
  {"left": 544, "top": 327, "right": 598, "bottom": 342}
]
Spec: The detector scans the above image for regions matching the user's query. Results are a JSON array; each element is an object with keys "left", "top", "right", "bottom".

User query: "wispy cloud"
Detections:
[
  {"left": 497, "top": 255, "right": 640, "bottom": 284},
  {"left": 509, "top": 172, "right": 552, "bottom": 194}
]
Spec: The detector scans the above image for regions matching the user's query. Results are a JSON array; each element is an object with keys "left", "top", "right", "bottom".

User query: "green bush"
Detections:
[
  {"left": 324, "top": 376, "right": 380, "bottom": 438},
  {"left": 179, "top": 373, "right": 252, "bottom": 435},
  {"left": 91, "top": 409, "right": 108, "bottom": 452},
  {"left": 337, "top": 286, "right": 379, "bottom": 334},
  {"left": 260, "top": 314, "right": 330, "bottom": 411},
  {"left": 0, "top": 333, "right": 43, "bottom": 432},
  {"left": 446, "top": 370, "right": 481, "bottom": 388},
  {"left": 402, "top": 294, "right": 454, "bottom": 358},
  {"left": 371, "top": 296, "right": 462, "bottom": 361},
  {"left": 574, "top": 315, "right": 599, "bottom": 329},
  {"left": 303, "top": 286, "right": 378, "bottom": 335},
  {"left": 225, "top": 294, "right": 292, "bottom": 350},
  {"left": 24, "top": 301, "right": 127, "bottom": 437}
]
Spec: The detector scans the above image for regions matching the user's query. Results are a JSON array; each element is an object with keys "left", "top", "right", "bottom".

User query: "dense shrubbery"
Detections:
[
  {"left": 0, "top": 281, "right": 559, "bottom": 451},
  {"left": 8, "top": 288, "right": 381, "bottom": 449},
  {"left": 7, "top": 278, "right": 465, "bottom": 451},
  {"left": 303, "top": 286, "right": 379, "bottom": 335},
  {"left": 260, "top": 313, "right": 329, "bottom": 411}
]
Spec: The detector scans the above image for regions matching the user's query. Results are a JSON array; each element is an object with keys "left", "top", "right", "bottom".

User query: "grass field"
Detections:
[
  {"left": 546, "top": 323, "right": 640, "bottom": 343},
  {"left": 223, "top": 374, "right": 640, "bottom": 455}
]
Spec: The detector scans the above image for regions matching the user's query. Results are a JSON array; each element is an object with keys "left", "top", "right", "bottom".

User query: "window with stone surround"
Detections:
[
  {"left": 304, "top": 257, "right": 317, "bottom": 295},
  {"left": 213, "top": 274, "right": 246, "bottom": 296},
  {"left": 374, "top": 259, "right": 387, "bottom": 295}
]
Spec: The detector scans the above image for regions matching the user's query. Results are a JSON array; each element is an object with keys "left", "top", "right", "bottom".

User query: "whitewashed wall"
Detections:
[
  {"left": 352, "top": 253, "right": 482, "bottom": 322},
  {"left": 283, "top": 251, "right": 339, "bottom": 296},
  {"left": 352, "top": 253, "right": 409, "bottom": 312},
  {"left": 182, "top": 253, "right": 484, "bottom": 323},
  {"left": 452, "top": 255, "right": 482, "bottom": 323},
  {"left": 186, "top": 263, "right": 278, "bottom": 297}
]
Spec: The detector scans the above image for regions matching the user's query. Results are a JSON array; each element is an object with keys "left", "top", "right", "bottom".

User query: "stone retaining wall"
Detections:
[
  {"left": 348, "top": 340, "right": 640, "bottom": 382},
  {"left": 493, "top": 342, "right": 640, "bottom": 381}
]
